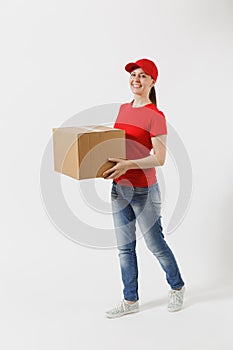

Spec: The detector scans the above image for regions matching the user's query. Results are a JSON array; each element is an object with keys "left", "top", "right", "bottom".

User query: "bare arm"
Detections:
[{"left": 102, "top": 135, "right": 167, "bottom": 179}]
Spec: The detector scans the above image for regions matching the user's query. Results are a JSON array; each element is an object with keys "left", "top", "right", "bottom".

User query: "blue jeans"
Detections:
[{"left": 111, "top": 180, "right": 185, "bottom": 302}]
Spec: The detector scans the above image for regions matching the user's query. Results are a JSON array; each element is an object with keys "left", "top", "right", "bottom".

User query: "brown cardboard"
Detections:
[{"left": 52, "top": 125, "right": 126, "bottom": 180}]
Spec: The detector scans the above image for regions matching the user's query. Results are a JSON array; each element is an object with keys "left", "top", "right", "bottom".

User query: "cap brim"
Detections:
[{"left": 125, "top": 62, "right": 140, "bottom": 73}]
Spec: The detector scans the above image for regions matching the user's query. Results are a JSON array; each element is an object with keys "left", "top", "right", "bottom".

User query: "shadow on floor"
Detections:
[
  {"left": 139, "top": 297, "right": 168, "bottom": 312},
  {"left": 184, "top": 283, "right": 233, "bottom": 309},
  {"left": 139, "top": 282, "right": 233, "bottom": 312}
]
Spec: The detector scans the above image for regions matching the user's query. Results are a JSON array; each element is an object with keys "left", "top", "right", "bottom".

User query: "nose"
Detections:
[{"left": 132, "top": 74, "right": 140, "bottom": 82}]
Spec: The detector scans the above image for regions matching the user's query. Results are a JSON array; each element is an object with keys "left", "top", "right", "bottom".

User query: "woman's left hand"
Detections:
[{"left": 102, "top": 158, "right": 131, "bottom": 179}]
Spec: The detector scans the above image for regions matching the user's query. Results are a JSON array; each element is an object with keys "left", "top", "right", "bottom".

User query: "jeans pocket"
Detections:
[{"left": 149, "top": 182, "right": 161, "bottom": 204}]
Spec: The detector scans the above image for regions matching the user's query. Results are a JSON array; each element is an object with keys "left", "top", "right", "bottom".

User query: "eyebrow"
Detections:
[{"left": 131, "top": 71, "right": 148, "bottom": 75}]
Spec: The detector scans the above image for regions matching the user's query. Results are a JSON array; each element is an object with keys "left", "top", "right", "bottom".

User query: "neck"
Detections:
[{"left": 132, "top": 96, "right": 151, "bottom": 107}]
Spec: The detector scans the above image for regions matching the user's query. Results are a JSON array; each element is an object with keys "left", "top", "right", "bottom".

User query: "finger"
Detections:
[
  {"left": 105, "top": 170, "right": 121, "bottom": 179},
  {"left": 108, "top": 158, "right": 121, "bottom": 162},
  {"left": 104, "top": 170, "right": 121, "bottom": 179},
  {"left": 102, "top": 166, "right": 117, "bottom": 177}
]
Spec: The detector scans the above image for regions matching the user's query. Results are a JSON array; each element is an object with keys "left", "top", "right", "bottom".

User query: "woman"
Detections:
[{"left": 103, "top": 58, "right": 185, "bottom": 318}]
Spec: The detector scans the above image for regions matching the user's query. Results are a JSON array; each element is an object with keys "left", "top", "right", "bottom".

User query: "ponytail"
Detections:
[{"left": 149, "top": 86, "right": 157, "bottom": 107}]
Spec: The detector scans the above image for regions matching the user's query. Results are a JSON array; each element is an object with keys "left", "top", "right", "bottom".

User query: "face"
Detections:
[{"left": 129, "top": 68, "right": 155, "bottom": 97}]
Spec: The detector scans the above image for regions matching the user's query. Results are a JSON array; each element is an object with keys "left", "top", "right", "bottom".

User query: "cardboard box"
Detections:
[{"left": 52, "top": 125, "right": 125, "bottom": 180}]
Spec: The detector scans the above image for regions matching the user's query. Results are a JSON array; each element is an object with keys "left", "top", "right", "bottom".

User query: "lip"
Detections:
[{"left": 132, "top": 84, "right": 142, "bottom": 88}]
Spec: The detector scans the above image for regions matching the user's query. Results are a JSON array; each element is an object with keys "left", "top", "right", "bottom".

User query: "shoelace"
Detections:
[
  {"left": 112, "top": 300, "right": 126, "bottom": 314},
  {"left": 112, "top": 300, "right": 136, "bottom": 314},
  {"left": 169, "top": 290, "right": 183, "bottom": 304}
]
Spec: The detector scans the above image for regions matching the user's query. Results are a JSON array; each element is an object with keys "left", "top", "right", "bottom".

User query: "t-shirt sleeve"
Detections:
[{"left": 149, "top": 112, "right": 167, "bottom": 137}]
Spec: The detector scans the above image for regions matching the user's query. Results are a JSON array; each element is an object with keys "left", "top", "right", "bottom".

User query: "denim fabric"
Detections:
[{"left": 111, "top": 180, "right": 185, "bottom": 302}]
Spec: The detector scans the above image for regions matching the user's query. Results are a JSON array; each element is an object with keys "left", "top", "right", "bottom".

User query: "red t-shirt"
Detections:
[{"left": 113, "top": 102, "right": 167, "bottom": 187}]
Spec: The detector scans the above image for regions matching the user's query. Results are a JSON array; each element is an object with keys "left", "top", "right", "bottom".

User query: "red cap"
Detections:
[{"left": 125, "top": 58, "right": 158, "bottom": 82}]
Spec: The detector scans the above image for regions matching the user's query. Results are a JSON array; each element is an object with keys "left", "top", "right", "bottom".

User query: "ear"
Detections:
[{"left": 150, "top": 78, "right": 155, "bottom": 87}]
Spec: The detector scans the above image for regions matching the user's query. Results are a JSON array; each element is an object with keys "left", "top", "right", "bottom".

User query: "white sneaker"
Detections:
[
  {"left": 105, "top": 299, "right": 139, "bottom": 319},
  {"left": 168, "top": 286, "right": 185, "bottom": 312}
]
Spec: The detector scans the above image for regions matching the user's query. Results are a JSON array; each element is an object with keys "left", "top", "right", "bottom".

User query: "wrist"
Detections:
[{"left": 126, "top": 159, "right": 135, "bottom": 170}]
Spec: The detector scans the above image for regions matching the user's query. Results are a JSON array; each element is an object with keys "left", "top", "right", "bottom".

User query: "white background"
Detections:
[{"left": 1, "top": 0, "right": 233, "bottom": 349}]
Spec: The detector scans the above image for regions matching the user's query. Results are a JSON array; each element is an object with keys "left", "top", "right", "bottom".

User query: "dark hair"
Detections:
[{"left": 149, "top": 86, "right": 157, "bottom": 107}]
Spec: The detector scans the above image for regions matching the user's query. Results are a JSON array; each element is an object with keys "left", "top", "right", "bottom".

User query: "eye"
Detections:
[
  {"left": 131, "top": 72, "right": 136, "bottom": 77},
  {"left": 140, "top": 74, "right": 147, "bottom": 78}
]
